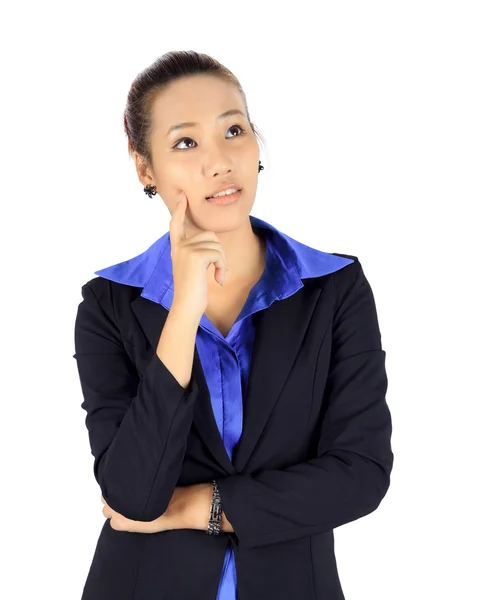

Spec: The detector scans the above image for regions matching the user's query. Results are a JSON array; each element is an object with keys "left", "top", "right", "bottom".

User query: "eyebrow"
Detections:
[{"left": 166, "top": 109, "right": 247, "bottom": 137}]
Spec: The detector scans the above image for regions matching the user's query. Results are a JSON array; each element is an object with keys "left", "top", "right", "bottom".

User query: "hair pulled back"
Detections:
[{"left": 123, "top": 50, "right": 264, "bottom": 169}]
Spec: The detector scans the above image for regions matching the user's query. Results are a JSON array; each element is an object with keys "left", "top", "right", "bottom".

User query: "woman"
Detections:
[{"left": 73, "top": 50, "right": 394, "bottom": 600}]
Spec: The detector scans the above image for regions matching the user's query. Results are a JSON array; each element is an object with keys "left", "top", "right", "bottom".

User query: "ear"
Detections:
[{"left": 133, "top": 152, "right": 154, "bottom": 188}]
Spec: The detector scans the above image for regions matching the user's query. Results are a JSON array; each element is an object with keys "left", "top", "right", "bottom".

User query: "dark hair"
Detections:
[{"left": 123, "top": 50, "right": 265, "bottom": 169}]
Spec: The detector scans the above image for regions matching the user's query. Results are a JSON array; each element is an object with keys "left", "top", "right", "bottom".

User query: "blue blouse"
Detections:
[{"left": 93, "top": 214, "right": 353, "bottom": 599}]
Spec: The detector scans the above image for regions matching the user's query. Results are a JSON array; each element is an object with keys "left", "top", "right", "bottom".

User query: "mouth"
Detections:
[
  {"left": 205, "top": 187, "right": 242, "bottom": 200},
  {"left": 206, "top": 189, "right": 242, "bottom": 205}
]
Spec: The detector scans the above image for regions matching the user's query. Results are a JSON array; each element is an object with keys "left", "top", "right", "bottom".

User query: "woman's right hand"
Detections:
[{"left": 169, "top": 191, "right": 228, "bottom": 320}]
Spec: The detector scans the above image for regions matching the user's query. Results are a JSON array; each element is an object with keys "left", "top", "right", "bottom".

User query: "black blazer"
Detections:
[{"left": 73, "top": 253, "right": 393, "bottom": 600}]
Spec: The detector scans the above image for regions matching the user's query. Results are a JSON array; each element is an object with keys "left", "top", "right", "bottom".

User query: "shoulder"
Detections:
[
  {"left": 80, "top": 276, "right": 142, "bottom": 319},
  {"left": 310, "top": 252, "right": 361, "bottom": 293},
  {"left": 326, "top": 253, "right": 376, "bottom": 315},
  {"left": 329, "top": 252, "right": 361, "bottom": 286},
  {"left": 326, "top": 254, "right": 382, "bottom": 344}
]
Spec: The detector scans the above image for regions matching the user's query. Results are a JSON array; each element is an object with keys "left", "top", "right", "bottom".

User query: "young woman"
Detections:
[{"left": 73, "top": 50, "right": 394, "bottom": 600}]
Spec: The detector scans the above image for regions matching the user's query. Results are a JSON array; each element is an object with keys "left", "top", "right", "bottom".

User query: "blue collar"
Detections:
[{"left": 94, "top": 215, "right": 354, "bottom": 308}]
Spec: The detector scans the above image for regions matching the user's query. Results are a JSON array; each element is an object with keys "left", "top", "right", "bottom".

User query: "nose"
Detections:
[{"left": 205, "top": 151, "right": 234, "bottom": 178}]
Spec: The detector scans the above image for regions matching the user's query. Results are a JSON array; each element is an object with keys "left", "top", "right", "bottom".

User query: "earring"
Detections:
[
  {"left": 144, "top": 184, "right": 157, "bottom": 198},
  {"left": 258, "top": 160, "right": 264, "bottom": 173}
]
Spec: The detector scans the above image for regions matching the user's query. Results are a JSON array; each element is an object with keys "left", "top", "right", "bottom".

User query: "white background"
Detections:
[{"left": 1, "top": 1, "right": 477, "bottom": 598}]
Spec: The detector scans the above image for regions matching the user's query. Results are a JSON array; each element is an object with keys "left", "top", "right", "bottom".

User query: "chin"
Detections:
[{"left": 196, "top": 207, "right": 250, "bottom": 233}]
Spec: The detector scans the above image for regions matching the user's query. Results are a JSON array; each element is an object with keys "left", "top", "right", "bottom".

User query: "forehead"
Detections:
[{"left": 150, "top": 75, "right": 245, "bottom": 135}]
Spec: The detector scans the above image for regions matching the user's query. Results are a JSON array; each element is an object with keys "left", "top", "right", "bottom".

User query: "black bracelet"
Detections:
[{"left": 206, "top": 480, "right": 222, "bottom": 535}]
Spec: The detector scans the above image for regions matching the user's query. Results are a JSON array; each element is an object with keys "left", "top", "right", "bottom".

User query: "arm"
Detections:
[
  {"left": 100, "top": 482, "right": 236, "bottom": 533},
  {"left": 74, "top": 280, "right": 200, "bottom": 522},
  {"left": 214, "top": 260, "right": 394, "bottom": 550}
]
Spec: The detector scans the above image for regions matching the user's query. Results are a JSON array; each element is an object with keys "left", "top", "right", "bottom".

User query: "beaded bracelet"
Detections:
[{"left": 206, "top": 480, "right": 222, "bottom": 535}]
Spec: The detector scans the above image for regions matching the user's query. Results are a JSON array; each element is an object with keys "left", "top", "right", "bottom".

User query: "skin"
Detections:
[
  {"left": 134, "top": 73, "right": 266, "bottom": 291},
  {"left": 101, "top": 485, "right": 234, "bottom": 534},
  {"left": 101, "top": 73, "right": 266, "bottom": 534}
]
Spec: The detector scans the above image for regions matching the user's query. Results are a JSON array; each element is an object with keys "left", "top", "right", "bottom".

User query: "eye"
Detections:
[{"left": 172, "top": 124, "right": 246, "bottom": 150}]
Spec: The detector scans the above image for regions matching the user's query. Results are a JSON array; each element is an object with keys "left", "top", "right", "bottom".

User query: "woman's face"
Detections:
[{"left": 136, "top": 74, "right": 260, "bottom": 234}]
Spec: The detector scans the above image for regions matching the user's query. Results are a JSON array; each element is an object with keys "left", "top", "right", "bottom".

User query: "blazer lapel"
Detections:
[
  {"left": 232, "top": 282, "right": 322, "bottom": 472},
  {"left": 130, "top": 281, "right": 322, "bottom": 475}
]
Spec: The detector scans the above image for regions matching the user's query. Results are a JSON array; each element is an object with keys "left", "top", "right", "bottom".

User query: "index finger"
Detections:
[{"left": 169, "top": 191, "right": 188, "bottom": 245}]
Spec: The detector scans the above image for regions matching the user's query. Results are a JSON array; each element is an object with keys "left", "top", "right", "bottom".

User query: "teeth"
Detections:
[{"left": 210, "top": 188, "right": 238, "bottom": 198}]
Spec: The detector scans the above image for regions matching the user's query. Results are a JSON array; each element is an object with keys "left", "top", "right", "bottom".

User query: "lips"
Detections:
[{"left": 205, "top": 184, "right": 242, "bottom": 199}]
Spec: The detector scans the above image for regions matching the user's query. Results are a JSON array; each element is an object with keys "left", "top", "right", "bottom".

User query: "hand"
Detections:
[
  {"left": 101, "top": 495, "right": 172, "bottom": 533},
  {"left": 100, "top": 484, "right": 212, "bottom": 533},
  {"left": 169, "top": 192, "right": 228, "bottom": 320}
]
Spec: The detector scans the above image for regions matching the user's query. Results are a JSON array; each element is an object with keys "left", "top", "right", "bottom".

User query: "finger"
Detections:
[
  {"left": 169, "top": 191, "right": 187, "bottom": 245},
  {"left": 100, "top": 495, "right": 106, "bottom": 505},
  {"left": 110, "top": 516, "right": 121, "bottom": 531},
  {"left": 111, "top": 513, "right": 132, "bottom": 532},
  {"left": 215, "top": 264, "right": 227, "bottom": 286}
]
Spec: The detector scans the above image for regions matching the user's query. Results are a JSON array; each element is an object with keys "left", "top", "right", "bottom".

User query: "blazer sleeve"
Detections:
[
  {"left": 216, "top": 259, "right": 394, "bottom": 550},
  {"left": 73, "top": 280, "right": 200, "bottom": 522}
]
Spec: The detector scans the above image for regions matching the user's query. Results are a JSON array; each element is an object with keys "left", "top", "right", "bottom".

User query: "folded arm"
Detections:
[{"left": 215, "top": 261, "right": 394, "bottom": 549}]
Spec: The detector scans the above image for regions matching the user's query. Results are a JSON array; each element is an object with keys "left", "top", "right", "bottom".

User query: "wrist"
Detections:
[
  {"left": 169, "top": 301, "right": 203, "bottom": 327},
  {"left": 206, "top": 480, "right": 222, "bottom": 535},
  {"left": 196, "top": 482, "right": 214, "bottom": 531}
]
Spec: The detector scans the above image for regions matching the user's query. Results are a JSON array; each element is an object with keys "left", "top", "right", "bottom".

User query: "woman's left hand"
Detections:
[
  {"left": 100, "top": 483, "right": 212, "bottom": 533},
  {"left": 101, "top": 496, "right": 171, "bottom": 533}
]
